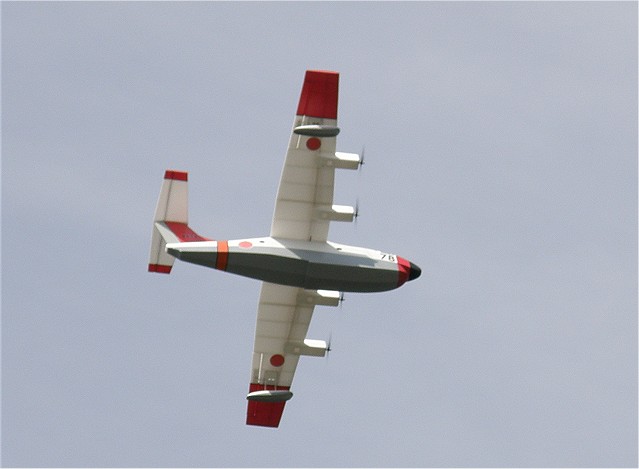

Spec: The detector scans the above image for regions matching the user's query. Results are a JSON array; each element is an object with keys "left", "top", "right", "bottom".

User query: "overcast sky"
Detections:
[{"left": 2, "top": 2, "right": 637, "bottom": 467}]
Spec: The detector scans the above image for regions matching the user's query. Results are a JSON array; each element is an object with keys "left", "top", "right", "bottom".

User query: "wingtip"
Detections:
[
  {"left": 246, "top": 383, "right": 290, "bottom": 427},
  {"left": 297, "top": 70, "right": 339, "bottom": 119}
]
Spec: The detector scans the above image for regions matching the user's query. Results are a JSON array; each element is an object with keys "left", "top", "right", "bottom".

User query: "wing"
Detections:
[
  {"left": 270, "top": 70, "right": 353, "bottom": 242},
  {"left": 246, "top": 283, "right": 339, "bottom": 427},
  {"left": 246, "top": 71, "right": 357, "bottom": 427}
]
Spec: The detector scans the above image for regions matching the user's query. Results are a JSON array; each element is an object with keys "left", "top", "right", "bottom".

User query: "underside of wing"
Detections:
[
  {"left": 248, "top": 71, "right": 360, "bottom": 427},
  {"left": 246, "top": 283, "right": 339, "bottom": 427},
  {"left": 270, "top": 70, "right": 347, "bottom": 243}
]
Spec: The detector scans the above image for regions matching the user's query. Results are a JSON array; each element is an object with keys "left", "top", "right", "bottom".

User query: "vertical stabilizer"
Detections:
[{"left": 148, "top": 170, "right": 198, "bottom": 273}]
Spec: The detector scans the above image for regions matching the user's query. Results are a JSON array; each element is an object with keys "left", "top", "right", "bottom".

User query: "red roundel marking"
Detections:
[
  {"left": 270, "top": 354, "right": 285, "bottom": 367},
  {"left": 306, "top": 137, "right": 321, "bottom": 151},
  {"left": 239, "top": 241, "right": 253, "bottom": 249}
]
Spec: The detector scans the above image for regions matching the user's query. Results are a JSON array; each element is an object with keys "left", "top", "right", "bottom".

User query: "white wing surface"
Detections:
[
  {"left": 247, "top": 283, "right": 341, "bottom": 427},
  {"left": 270, "top": 70, "right": 341, "bottom": 242},
  {"left": 247, "top": 70, "right": 355, "bottom": 427},
  {"left": 246, "top": 70, "right": 352, "bottom": 427}
]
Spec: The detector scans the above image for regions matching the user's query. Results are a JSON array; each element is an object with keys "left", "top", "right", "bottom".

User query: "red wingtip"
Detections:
[
  {"left": 246, "top": 383, "right": 290, "bottom": 428},
  {"left": 296, "top": 70, "right": 339, "bottom": 119},
  {"left": 164, "top": 170, "right": 188, "bottom": 181}
]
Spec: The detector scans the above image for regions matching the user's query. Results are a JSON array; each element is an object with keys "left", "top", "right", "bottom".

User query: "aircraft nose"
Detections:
[
  {"left": 408, "top": 262, "right": 421, "bottom": 281},
  {"left": 397, "top": 257, "right": 421, "bottom": 287}
]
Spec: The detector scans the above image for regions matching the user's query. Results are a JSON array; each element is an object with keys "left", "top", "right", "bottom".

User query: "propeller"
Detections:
[
  {"left": 354, "top": 145, "right": 365, "bottom": 227},
  {"left": 325, "top": 332, "right": 333, "bottom": 361}
]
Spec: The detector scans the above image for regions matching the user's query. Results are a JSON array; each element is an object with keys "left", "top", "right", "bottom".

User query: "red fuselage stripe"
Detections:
[{"left": 216, "top": 240, "right": 229, "bottom": 271}]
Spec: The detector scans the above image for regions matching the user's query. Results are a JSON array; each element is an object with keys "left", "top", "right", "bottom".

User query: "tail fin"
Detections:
[{"left": 148, "top": 170, "right": 209, "bottom": 274}]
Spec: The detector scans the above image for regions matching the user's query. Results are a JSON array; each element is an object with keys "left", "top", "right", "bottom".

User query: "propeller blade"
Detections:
[{"left": 353, "top": 198, "right": 361, "bottom": 229}]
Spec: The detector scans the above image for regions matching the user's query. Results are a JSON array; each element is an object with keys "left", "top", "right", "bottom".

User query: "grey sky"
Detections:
[{"left": 2, "top": 1, "right": 637, "bottom": 467}]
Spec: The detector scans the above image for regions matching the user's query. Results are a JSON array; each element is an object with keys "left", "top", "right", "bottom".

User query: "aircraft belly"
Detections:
[
  {"left": 226, "top": 252, "right": 308, "bottom": 288},
  {"left": 305, "top": 262, "right": 398, "bottom": 292},
  {"left": 226, "top": 248, "right": 398, "bottom": 292}
]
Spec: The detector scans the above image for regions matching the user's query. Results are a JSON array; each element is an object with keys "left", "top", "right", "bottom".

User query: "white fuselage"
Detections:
[{"left": 166, "top": 237, "right": 418, "bottom": 292}]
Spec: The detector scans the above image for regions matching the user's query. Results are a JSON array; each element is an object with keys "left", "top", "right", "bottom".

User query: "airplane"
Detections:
[{"left": 148, "top": 70, "right": 421, "bottom": 428}]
